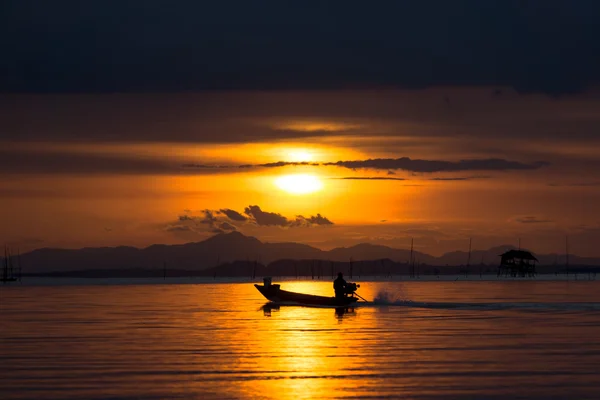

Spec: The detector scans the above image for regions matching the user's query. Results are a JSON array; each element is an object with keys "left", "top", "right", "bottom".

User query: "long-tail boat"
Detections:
[{"left": 254, "top": 277, "right": 361, "bottom": 307}]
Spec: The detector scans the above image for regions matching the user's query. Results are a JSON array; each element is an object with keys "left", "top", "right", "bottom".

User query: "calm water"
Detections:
[{"left": 2, "top": 279, "right": 600, "bottom": 399}]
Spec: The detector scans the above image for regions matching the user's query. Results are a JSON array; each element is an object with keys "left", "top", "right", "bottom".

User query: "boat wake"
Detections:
[
  {"left": 259, "top": 290, "right": 600, "bottom": 312},
  {"left": 357, "top": 291, "right": 600, "bottom": 311},
  {"left": 371, "top": 290, "right": 410, "bottom": 305},
  {"left": 363, "top": 300, "right": 600, "bottom": 311}
]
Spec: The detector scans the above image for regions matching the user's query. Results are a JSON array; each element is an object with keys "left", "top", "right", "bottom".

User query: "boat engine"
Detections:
[{"left": 345, "top": 282, "right": 360, "bottom": 295}]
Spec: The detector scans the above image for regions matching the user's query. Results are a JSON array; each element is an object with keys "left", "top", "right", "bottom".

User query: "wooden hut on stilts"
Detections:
[{"left": 497, "top": 250, "right": 538, "bottom": 277}]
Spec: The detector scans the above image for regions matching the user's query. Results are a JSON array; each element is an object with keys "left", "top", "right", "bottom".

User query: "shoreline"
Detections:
[{"left": 2, "top": 273, "right": 598, "bottom": 287}]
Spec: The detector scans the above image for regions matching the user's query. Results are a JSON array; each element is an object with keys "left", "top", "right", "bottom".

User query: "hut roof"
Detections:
[{"left": 499, "top": 250, "right": 538, "bottom": 261}]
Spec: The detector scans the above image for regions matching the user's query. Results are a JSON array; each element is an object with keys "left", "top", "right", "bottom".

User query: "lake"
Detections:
[{"left": 2, "top": 279, "right": 600, "bottom": 399}]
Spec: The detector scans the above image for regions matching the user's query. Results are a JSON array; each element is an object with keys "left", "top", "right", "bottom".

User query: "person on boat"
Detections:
[{"left": 333, "top": 272, "right": 347, "bottom": 299}]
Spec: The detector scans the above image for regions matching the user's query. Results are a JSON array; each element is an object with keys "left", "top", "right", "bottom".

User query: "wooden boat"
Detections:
[{"left": 254, "top": 278, "right": 359, "bottom": 307}]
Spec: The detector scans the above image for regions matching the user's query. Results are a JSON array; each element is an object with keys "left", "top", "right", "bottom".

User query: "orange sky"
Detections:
[{"left": 1, "top": 88, "right": 600, "bottom": 256}]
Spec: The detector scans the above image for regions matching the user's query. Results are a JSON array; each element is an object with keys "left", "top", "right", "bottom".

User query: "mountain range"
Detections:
[{"left": 3, "top": 231, "right": 598, "bottom": 275}]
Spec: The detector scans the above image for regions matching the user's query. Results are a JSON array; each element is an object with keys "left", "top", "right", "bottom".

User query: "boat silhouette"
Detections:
[{"left": 254, "top": 277, "right": 361, "bottom": 307}]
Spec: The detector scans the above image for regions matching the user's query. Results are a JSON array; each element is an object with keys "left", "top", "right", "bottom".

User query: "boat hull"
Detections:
[{"left": 254, "top": 284, "right": 358, "bottom": 307}]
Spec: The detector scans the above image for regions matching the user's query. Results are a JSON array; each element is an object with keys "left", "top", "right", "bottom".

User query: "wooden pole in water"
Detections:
[
  {"left": 8, "top": 247, "right": 13, "bottom": 280},
  {"left": 331, "top": 261, "right": 334, "bottom": 279},
  {"left": 410, "top": 238, "right": 414, "bottom": 278},
  {"left": 318, "top": 260, "right": 321, "bottom": 280},
  {"left": 2, "top": 245, "right": 7, "bottom": 283},
  {"left": 349, "top": 257, "right": 353, "bottom": 280},
  {"left": 480, "top": 253, "right": 484, "bottom": 278},
  {"left": 467, "top": 238, "right": 472, "bottom": 266},
  {"left": 163, "top": 261, "right": 166, "bottom": 280},
  {"left": 466, "top": 238, "right": 471, "bottom": 277},
  {"left": 566, "top": 235, "right": 569, "bottom": 277},
  {"left": 16, "top": 247, "right": 20, "bottom": 281}
]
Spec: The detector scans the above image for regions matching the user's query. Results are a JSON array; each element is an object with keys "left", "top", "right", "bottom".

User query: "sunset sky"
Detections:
[{"left": 2, "top": 1, "right": 600, "bottom": 256}]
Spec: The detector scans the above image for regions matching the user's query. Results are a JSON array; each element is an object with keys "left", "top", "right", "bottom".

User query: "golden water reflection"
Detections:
[{"left": 3, "top": 281, "right": 600, "bottom": 399}]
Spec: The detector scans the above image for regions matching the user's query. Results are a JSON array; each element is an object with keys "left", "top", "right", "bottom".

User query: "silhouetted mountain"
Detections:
[{"left": 8, "top": 231, "right": 600, "bottom": 275}]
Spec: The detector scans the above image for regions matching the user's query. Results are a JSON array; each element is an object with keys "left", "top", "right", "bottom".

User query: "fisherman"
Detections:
[{"left": 333, "top": 272, "right": 347, "bottom": 299}]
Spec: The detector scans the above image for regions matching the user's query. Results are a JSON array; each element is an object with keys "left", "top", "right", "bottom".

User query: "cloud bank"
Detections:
[
  {"left": 169, "top": 205, "right": 334, "bottom": 236},
  {"left": 3, "top": 2, "right": 600, "bottom": 94},
  {"left": 244, "top": 205, "right": 334, "bottom": 227},
  {"left": 185, "top": 157, "right": 549, "bottom": 174},
  {"left": 322, "top": 158, "right": 548, "bottom": 173}
]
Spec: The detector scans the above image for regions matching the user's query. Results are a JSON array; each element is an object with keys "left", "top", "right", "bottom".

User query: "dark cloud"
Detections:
[
  {"left": 167, "top": 214, "right": 227, "bottom": 237},
  {"left": 0, "top": 150, "right": 550, "bottom": 176},
  {"left": 3, "top": 91, "right": 600, "bottom": 154},
  {"left": 2, "top": 1, "right": 599, "bottom": 94},
  {"left": 257, "top": 161, "right": 320, "bottom": 168},
  {"left": 238, "top": 161, "right": 319, "bottom": 169},
  {"left": 514, "top": 216, "right": 553, "bottom": 224},
  {"left": 244, "top": 205, "right": 289, "bottom": 227},
  {"left": 334, "top": 177, "right": 407, "bottom": 181},
  {"left": 176, "top": 210, "right": 219, "bottom": 232},
  {"left": 323, "top": 158, "right": 548, "bottom": 173},
  {"left": 334, "top": 175, "right": 490, "bottom": 182},
  {"left": 171, "top": 205, "right": 334, "bottom": 233},
  {"left": 243, "top": 205, "right": 334, "bottom": 228},
  {"left": 300, "top": 214, "right": 334, "bottom": 226},
  {"left": 219, "top": 222, "right": 237, "bottom": 231},
  {"left": 219, "top": 209, "right": 248, "bottom": 222},
  {"left": 199, "top": 210, "right": 217, "bottom": 225},
  {"left": 187, "top": 158, "right": 545, "bottom": 175},
  {"left": 429, "top": 176, "right": 491, "bottom": 181}
]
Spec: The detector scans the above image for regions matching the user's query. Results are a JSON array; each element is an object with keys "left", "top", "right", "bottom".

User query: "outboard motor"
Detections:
[{"left": 345, "top": 282, "right": 360, "bottom": 295}]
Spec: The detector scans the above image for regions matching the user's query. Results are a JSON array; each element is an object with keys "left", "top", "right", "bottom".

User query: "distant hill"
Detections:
[{"left": 4, "top": 231, "right": 600, "bottom": 275}]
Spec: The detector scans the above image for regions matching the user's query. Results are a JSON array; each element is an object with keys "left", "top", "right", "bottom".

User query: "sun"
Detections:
[
  {"left": 275, "top": 174, "right": 323, "bottom": 194},
  {"left": 287, "top": 149, "right": 314, "bottom": 162}
]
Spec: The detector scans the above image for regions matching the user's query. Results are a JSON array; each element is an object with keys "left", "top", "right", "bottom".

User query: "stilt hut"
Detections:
[{"left": 498, "top": 250, "right": 538, "bottom": 277}]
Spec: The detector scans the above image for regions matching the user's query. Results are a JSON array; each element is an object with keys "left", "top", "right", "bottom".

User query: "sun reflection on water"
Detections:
[
  {"left": 5, "top": 281, "right": 600, "bottom": 399},
  {"left": 241, "top": 282, "right": 361, "bottom": 399}
]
